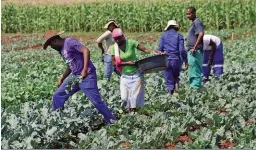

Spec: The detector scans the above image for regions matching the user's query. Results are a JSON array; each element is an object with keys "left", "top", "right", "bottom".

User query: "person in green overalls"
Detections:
[{"left": 186, "top": 7, "right": 205, "bottom": 88}]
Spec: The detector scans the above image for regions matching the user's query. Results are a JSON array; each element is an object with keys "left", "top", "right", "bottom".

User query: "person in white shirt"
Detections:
[
  {"left": 202, "top": 34, "right": 224, "bottom": 81},
  {"left": 96, "top": 19, "right": 121, "bottom": 81}
]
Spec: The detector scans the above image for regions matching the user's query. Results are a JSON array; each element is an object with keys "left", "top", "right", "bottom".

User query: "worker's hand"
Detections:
[
  {"left": 154, "top": 51, "right": 165, "bottom": 55},
  {"left": 207, "top": 60, "right": 212, "bottom": 67},
  {"left": 208, "top": 55, "right": 213, "bottom": 61},
  {"left": 124, "top": 61, "right": 135, "bottom": 65},
  {"left": 190, "top": 48, "right": 196, "bottom": 55},
  {"left": 185, "top": 62, "right": 188, "bottom": 70},
  {"left": 81, "top": 71, "right": 88, "bottom": 79},
  {"left": 56, "top": 77, "right": 64, "bottom": 88}
]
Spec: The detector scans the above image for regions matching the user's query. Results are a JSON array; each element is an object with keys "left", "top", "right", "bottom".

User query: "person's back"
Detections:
[
  {"left": 158, "top": 20, "right": 187, "bottom": 96},
  {"left": 202, "top": 34, "right": 224, "bottom": 81},
  {"left": 203, "top": 34, "right": 221, "bottom": 50},
  {"left": 160, "top": 29, "right": 184, "bottom": 59}
]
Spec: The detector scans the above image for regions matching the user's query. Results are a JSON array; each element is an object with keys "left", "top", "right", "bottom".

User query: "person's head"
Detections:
[
  {"left": 43, "top": 30, "right": 65, "bottom": 51},
  {"left": 186, "top": 7, "right": 196, "bottom": 20},
  {"left": 112, "top": 28, "right": 126, "bottom": 46},
  {"left": 164, "top": 20, "right": 180, "bottom": 31},
  {"left": 104, "top": 19, "right": 119, "bottom": 32}
]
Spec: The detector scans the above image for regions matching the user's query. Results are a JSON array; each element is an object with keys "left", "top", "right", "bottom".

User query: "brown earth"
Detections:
[
  {"left": 1, "top": 30, "right": 253, "bottom": 52},
  {"left": 119, "top": 142, "right": 131, "bottom": 148},
  {"left": 1, "top": 32, "right": 160, "bottom": 52},
  {"left": 219, "top": 140, "right": 236, "bottom": 149},
  {"left": 165, "top": 142, "right": 176, "bottom": 149}
]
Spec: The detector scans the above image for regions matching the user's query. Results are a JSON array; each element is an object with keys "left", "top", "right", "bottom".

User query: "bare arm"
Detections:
[
  {"left": 96, "top": 31, "right": 111, "bottom": 54},
  {"left": 112, "top": 55, "right": 135, "bottom": 65},
  {"left": 193, "top": 32, "right": 204, "bottom": 50},
  {"left": 137, "top": 44, "right": 162, "bottom": 54},
  {"left": 98, "top": 43, "right": 105, "bottom": 54},
  {"left": 80, "top": 46, "right": 90, "bottom": 78},
  {"left": 61, "top": 65, "right": 72, "bottom": 80},
  {"left": 208, "top": 39, "right": 216, "bottom": 60},
  {"left": 190, "top": 20, "right": 204, "bottom": 54},
  {"left": 57, "top": 65, "right": 71, "bottom": 88}
]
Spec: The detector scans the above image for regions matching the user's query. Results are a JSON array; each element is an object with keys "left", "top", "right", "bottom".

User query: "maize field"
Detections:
[{"left": 1, "top": 0, "right": 256, "bottom": 33}]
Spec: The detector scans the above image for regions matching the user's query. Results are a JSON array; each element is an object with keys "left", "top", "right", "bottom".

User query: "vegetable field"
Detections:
[
  {"left": 1, "top": 0, "right": 256, "bottom": 149},
  {"left": 1, "top": 30, "right": 256, "bottom": 149}
]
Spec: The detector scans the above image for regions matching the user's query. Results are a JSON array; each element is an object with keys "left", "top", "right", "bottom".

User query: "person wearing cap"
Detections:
[
  {"left": 186, "top": 6, "right": 204, "bottom": 88},
  {"left": 96, "top": 19, "right": 121, "bottom": 81},
  {"left": 109, "top": 28, "right": 163, "bottom": 113},
  {"left": 43, "top": 29, "right": 117, "bottom": 124},
  {"left": 202, "top": 34, "right": 224, "bottom": 81},
  {"left": 158, "top": 20, "right": 188, "bottom": 96}
]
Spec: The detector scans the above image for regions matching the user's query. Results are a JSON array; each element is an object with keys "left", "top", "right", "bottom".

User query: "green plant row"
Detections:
[{"left": 1, "top": 0, "right": 255, "bottom": 33}]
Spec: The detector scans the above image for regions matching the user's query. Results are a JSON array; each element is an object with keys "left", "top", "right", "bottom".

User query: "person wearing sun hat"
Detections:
[
  {"left": 96, "top": 19, "right": 121, "bottom": 81},
  {"left": 109, "top": 28, "right": 163, "bottom": 113},
  {"left": 158, "top": 20, "right": 188, "bottom": 96},
  {"left": 43, "top": 29, "right": 117, "bottom": 124}
]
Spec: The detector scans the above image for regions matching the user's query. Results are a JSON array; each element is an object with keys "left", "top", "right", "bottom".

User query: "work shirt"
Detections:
[
  {"left": 96, "top": 30, "right": 115, "bottom": 54},
  {"left": 158, "top": 29, "right": 187, "bottom": 61},
  {"left": 110, "top": 39, "right": 139, "bottom": 75},
  {"left": 186, "top": 18, "right": 204, "bottom": 50},
  {"left": 203, "top": 34, "right": 221, "bottom": 50},
  {"left": 60, "top": 38, "right": 96, "bottom": 76}
]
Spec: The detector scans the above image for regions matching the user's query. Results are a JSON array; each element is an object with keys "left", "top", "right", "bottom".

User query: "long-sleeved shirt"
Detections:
[
  {"left": 96, "top": 30, "right": 115, "bottom": 54},
  {"left": 158, "top": 29, "right": 187, "bottom": 61}
]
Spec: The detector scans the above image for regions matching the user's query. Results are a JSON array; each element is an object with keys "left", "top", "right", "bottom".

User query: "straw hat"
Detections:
[
  {"left": 103, "top": 20, "right": 119, "bottom": 29},
  {"left": 164, "top": 20, "right": 179, "bottom": 31},
  {"left": 43, "top": 29, "right": 64, "bottom": 50}
]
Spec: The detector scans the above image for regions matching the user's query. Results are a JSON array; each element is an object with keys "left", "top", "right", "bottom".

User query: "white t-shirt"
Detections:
[
  {"left": 203, "top": 35, "right": 221, "bottom": 50},
  {"left": 96, "top": 30, "right": 115, "bottom": 54}
]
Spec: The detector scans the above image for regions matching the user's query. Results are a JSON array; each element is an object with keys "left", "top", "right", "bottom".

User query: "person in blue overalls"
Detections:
[{"left": 158, "top": 20, "right": 188, "bottom": 96}]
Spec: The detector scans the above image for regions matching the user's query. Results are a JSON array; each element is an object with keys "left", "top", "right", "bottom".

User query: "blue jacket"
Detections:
[{"left": 158, "top": 29, "right": 187, "bottom": 62}]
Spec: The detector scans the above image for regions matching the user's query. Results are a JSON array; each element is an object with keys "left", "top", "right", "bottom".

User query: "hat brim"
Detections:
[
  {"left": 103, "top": 21, "right": 119, "bottom": 29},
  {"left": 164, "top": 24, "right": 179, "bottom": 31},
  {"left": 43, "top": 31, "right": 64, "bottom": 50}
]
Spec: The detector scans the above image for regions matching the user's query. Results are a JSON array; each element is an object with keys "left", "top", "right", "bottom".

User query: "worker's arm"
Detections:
[
  {"left": 208, "top": 39, "right": 216, "bottom": 61},
  {"left": 96, "top": 31, "right": 112, "bottom": 54},
  {"left": 80, "top": 46, "right": 90, "bottom": 79},
  {"left": 179, "top": 34, "right": 188, "bottom": 70},
  {"left": 191, "top": 21, "right": 204, "bottom": 54},
  {"left": 193, "top": 32, "right": 204, "bottom": 51},
  {"left": 57, "top": 65, "right": 71, "bottom": 88},
  {"left": 98, "top": 43, "right": 105, "bottom": 55},
  {"left": 137, "top": 44, "right": 163, "bottom": 55}
]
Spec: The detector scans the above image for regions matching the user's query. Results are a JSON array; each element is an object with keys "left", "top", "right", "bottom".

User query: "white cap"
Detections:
[{"left": 164, "top": 20, "right": 179, "bottom": 31}]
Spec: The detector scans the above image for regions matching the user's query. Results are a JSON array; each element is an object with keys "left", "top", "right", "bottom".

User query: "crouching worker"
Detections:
[
  {"left": 158, "top": 20, "right": 188, "bottom": 96},
  {"left": 43, "top": 30, "right": 117, "bottom": 124},
  {"left": 202, "top": 34, "right": 224, "bottom": 81},
  {"left": 110, "top": 28, "right": 163, "bottom": 113}
]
